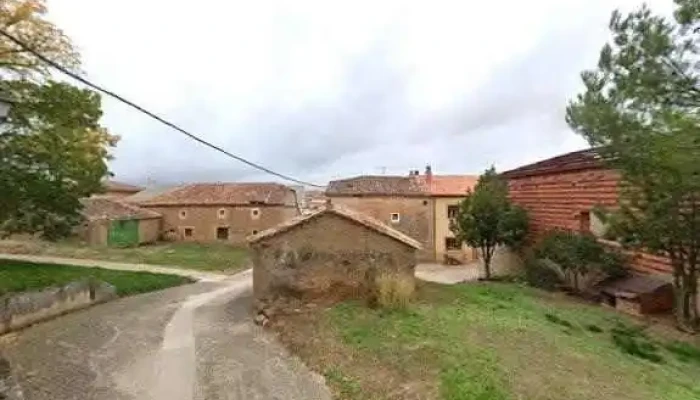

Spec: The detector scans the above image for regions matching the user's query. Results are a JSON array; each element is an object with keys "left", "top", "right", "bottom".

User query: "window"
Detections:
[
  {"left": 390, "top": 213, "right": 400, "bottom": 223},
  {"left": 216, "top": 227, "right": 229, "bottom": 240},
  {"left": 217, "top": 208, "right": 227, "bottom": 219},
  {"left": 422, "top": 200, "right": 429, "bottom": 206},
  {"left": 179, "top": 209, "right": 187, "bottom": 220},
  {"left": 447, "top": 205, "right": 459, "bottom": 219},
  {"left": 445, "top": 237, "right": 460, "bottom": 250},
  {"left": 251, "top": 208, "right": 261, "bottom": 219},
  {"left": 183, "top": 227, "right": 193, "bottom": 238},
  {"left": 252, "top": 229, "right": 259, "bottom": 235}
]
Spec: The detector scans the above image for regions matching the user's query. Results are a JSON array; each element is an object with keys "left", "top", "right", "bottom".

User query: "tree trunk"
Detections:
[
  {"left": 483, "top": 247, "right": 492, "bottom": 280},
  {"left": 674, "top": 271, "right": 699, "bottom": 333}
]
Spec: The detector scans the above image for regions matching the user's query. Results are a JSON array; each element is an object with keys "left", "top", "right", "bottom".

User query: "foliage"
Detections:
[
  {"left": 523, "top": 256, "right": 562, "bottom": 291},
  {"left": 374, "top": 273, "right": 414, "bottom": 310},
  {"left": 0, "top": 80, "right": 118, "bottom": 239},
  {"left": 610, "top": 323, "right": 664, "bottom": 364},
  {"left": 566, "top": 1, "right": 700, "bottom": 330},
  {"left": 451, "top": 167, "right": 529, "bottom": 279},
  {"left": 0, "top": 0, "right": 79, "bottom": 77},
  {"left": 534, "top": 231, "right": 627, "bottom": 292},
  {"left": 665, "top": 341, "right": 700, "bottom": 365}
]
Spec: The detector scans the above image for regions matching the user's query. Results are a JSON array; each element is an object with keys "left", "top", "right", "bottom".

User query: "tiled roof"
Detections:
[
  {"left": 138, "top": 182, "right": 293, "bottom": 206},
  {"left": 326, "top": 176, "right": 425, "bottom": 197},
  {"left": 421, "top": 175, "right": 478, "bottom": 196},
  {"left": 81, "top": 198, "right": 161, "bottom": 221},
  {"left": 103, "top": 180, "right": 144, "bottom": 193},
  {"left": 501, "top": 148, "right": 605, "bottom": 179},
  {"left": 247, "top": 203, "right": 422, "bottom": 249}
]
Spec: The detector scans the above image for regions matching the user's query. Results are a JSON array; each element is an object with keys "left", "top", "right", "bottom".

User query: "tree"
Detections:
[
  {"left": 566, "top": 2, "right": 700, "bottom": 331},
  {"left": 0, "top": 0, "right": 79, "bottom": 77},
  {"left": 450, "top": 167, "right": 529, "bottom": 279},
  {"left": 0, "top": 80, "right": 118, "bottom": 239}
]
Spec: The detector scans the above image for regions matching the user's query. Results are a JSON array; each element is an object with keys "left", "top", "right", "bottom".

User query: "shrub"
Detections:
[
  {"left": 374, "top": 273, "right": 415, "bottom": 310},
  {"left": 523, "top": 257, "right": 562, "bottom": 291},
  {"left": 534, "top": 231, "right": 628, "bottom": 292}
]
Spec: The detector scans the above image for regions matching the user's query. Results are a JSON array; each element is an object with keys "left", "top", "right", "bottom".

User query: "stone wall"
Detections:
[
  {"left": 0, "top": 280, "right": 116, "bottom": 335},
  {"left": 251, "top": 212, "right": 417, "bottom": 312},
  {"left": 147, "top": 205, "right": 298, "bottom": 244},
  {"left": 138, "top": 217, "right": 161, "bottom": 244},
  {"left": 327, "top": 196, "right": 434, "bottom": 260}
]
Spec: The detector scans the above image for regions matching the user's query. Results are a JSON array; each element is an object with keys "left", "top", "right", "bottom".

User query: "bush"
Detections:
[
  {"left": 374, "top": 273, "right": 415, "bottom": 309},
  {"left": 523, "top": 257, "right": 562, "bottom": 291},
  {"left": 534, "top": 231, "right": 628, "bottom": 292}
]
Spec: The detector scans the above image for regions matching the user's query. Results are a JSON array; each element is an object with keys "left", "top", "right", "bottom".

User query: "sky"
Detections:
[{"left": 47, "top": 0, "right": 675, "bottom": 187}]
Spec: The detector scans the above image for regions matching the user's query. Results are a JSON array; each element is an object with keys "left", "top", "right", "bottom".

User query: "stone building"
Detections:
[
  {"left": 325, "top": 173, "right": 434, "bottom": 260},
  {"left": 79, "top": 197, "right": 161, "bottom": 246},
  {"left": 248, "top": 203, "right": 421, "bottom": 310},
  {"left": 137, "top": 183, "right": 299, "bottom": 244},
  {"left": 94, "top": 180, "right": 144, "bottom": 198}
]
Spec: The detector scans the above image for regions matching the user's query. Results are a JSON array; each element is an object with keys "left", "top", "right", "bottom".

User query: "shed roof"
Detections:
[
  {"left": 501, "top": 148, "right": 606, "bottom": 179},
  {"left": 81, "top": 198, "right": 161, "bottom": 221},
  {"left": 600, "top": 274, "right": 672, "bottom": 298},
  {"left": 138, "top": 182, "right": 293, "bottom": 206},
  {"left": 247, "top": 203, "right": 422, "bottom": 249}
]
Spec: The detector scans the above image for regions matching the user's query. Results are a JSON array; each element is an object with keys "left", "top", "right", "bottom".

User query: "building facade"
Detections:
[
  {"left": 502, "top": 148, "right": 672, "bottom": 275},
  {"left": 138, "top": 183, "right": 299, "bottom": 244}
]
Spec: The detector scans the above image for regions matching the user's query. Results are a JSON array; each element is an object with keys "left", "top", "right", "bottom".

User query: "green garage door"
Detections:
[{"left": 108, "top": 219, "right": 139, "bottom": 247}]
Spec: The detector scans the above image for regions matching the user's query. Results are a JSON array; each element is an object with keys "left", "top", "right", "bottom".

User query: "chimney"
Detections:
[{"left": 425, "top": 164, "right": 433, "bottom": 185}]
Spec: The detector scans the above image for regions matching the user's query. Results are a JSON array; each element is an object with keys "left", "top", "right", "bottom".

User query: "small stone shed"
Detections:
[
  {"left": 248, "top": 203, "right": 422, "bottom": 311},
  {"left": 598, "top": 274, "right": 674, "bottom": 316},
  {"left": 79, "top": 198, "right": 162, "bottom": 247}
]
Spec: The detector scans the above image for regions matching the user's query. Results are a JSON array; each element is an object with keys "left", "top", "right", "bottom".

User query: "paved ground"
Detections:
[
  {"left": 0, "top": 253, "right": 227, "bottom": 282},
  {"left": 0, "top": 271, "right": 331, "bottom": 400},
  {"left": 415, "top": 262, "right": 482, "bottom": 284}
]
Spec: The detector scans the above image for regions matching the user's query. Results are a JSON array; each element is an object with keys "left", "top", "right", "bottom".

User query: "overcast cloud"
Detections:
[{"left": 48, "top": 0, "right": 675, "bottom": 187}]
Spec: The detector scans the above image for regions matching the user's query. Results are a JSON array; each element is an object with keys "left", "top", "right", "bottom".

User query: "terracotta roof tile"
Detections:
[
  {"left": 103, "top": 180, "right": 144, "bottom": 193},
  {"left": 247, "top": 203, "right": 422, "bottom": 249},
  {"left": 81, "top": 198, "right": 161, "bottom": 221},
  {"left": 139, "top": 182, "right": 294, "bottom": 206},
  {"left": 501, "top": 148, "right": 605, "bottom": 179},
  {"left": 420, "top": 175, "right": 478, "bottom": 196},
  {"left": 326, "top": 176, "right": 426, "bottom": 196}
]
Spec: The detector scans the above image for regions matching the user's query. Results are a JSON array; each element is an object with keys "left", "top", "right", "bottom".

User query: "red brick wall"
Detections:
[{"left": 507, "top": 167, "right": 672, "bottom": 275}]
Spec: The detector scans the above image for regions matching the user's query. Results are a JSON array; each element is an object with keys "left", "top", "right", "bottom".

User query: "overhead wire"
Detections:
[{"left": 0, "top": 28, "right": 324, "bottom": 188}]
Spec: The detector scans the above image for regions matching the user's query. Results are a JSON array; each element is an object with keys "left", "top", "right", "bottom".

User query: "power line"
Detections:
[{"left": 0, "top": 28, "right": 324, "bottom": 188}]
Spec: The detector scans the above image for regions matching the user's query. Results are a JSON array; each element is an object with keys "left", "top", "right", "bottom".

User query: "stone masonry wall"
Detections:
[
  {"left": 0, "top": 280, "right": 117, "bottom": 335},
  {"left": 252, "top": 213, "right": 417, "bottom": 310},
  {"left": 147, "top": 205, "right": 298, "bottom": 244},
  {"left": 327, "top": 196, "right": 434, "bottom": 260}
]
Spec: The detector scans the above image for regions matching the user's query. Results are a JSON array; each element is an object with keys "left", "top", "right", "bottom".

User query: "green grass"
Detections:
[
  {"left": 0, "top": 239, "right": 249, "bottom": 272},
  {"left": 0, "top": 259, "right": 193, "bottom": 296},
  {"left": 281, "top": 282, "right": 700, "bottom": 400}
]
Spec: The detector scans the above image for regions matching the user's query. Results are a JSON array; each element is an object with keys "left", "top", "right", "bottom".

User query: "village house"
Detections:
[
  {"left": 79, "top": 197, "right": 161, "bottom": 246},
  {"left": 501, "top": 148, "right": 672, "bottom": 276},
  {"left": 326, "top": 167, "right": 479, "bottom": 263},
  {"left": 326, "top": 171, "right": 434, "bottom": 260},
  {"left": 95, "top": 180, "right": 144, "bottom": 198},
  {"left": 137, "top": 183, "right": 299, "bottom": 243},
  {"left": 248, "top": 202, "right": 421, "bottom": 315},
  {"left": 424, "top": 174, "right": 479, "bottom": 264}
]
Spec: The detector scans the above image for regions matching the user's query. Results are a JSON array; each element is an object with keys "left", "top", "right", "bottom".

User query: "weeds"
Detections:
[
  {"left": 610, "top": 323, "right": 663, "bottom": 363},
  {"left": 665, "top": 341, "right": 700, "bottom": 364},
  {"left": 375, "top": 273, "right": 414, "bottom": 309}
]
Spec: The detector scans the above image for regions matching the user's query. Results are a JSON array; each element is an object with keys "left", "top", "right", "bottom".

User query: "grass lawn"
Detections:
[
  {"left": 272, "top": 282, "right": 700, "bottom": 400},
  {"left": 0, "top": 239, "right": 249, "bottom": 272},
  {"left": 0, "top": 259, "right": 193, "bottom": 296}
]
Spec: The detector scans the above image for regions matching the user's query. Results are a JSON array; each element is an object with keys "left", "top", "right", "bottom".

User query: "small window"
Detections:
[
  {"left": 252, "top": 229, "right": 259, "bottom": 235},
  {"left": 390, "top": 213, "right": 400, "bottom": 223},
  {"left": 217, "top": 208, "right": 227, "bottom": 219},
  {"left": 422, "top": 200, "right": 429, "bottom": 206},
  {"left": 179, "top": 210, "right": 187, "bottom": 220},
  {"left": 447, "top": 205, "right": 459, "bottom": 219},
  {"left": 445, "top": 237, "right": 460, "bottom": 250},
  {"left": 251, "top": 208, "right": 261, "bottom": 219},
  {"left": 183, "top": 227, "right": 193, "bottom": 238},
  {"left": 216, "top": 227, "right": 229, "bottom": 240}
]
